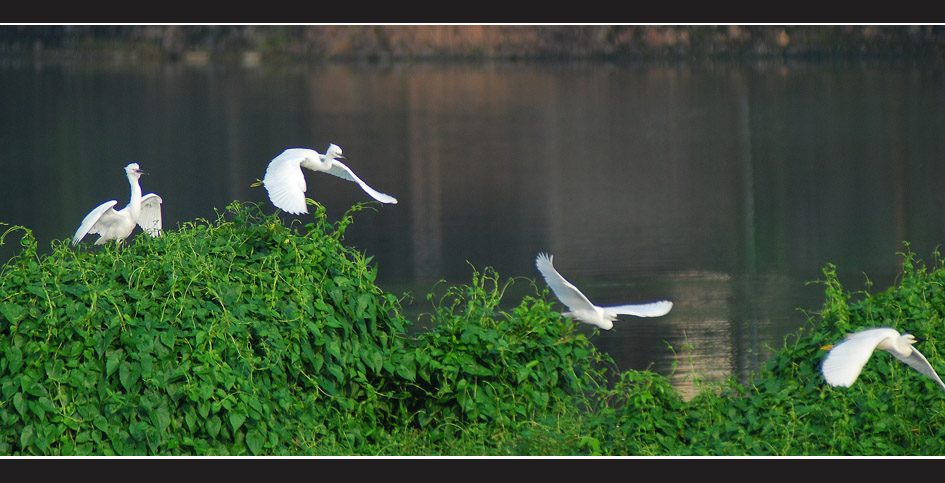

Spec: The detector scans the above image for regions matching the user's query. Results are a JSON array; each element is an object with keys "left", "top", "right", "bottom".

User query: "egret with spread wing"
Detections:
[
  {"left": 821, "top": 327, "right": 945, "bottom": 392},
  {"left": 535, "top": 252, "right": 672, "bottom": 330},
  {"left": 72, "top": 163, "right": 163, "bottom": 247},
  {"left": 263, "top": 144, "right": 397, "bottom": 214}
]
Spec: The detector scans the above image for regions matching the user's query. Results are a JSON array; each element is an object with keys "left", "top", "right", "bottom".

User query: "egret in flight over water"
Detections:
[
  {"left": 72, "top": 163, "right": 163, "bottom": 247},
  {"left": 534, "top": 252, "right": 673, "bottom": 330},
  {"left": 263, "top": 144, "right": 397, "bottom": 215},
  {"left": 821, "top": 327, "right": 945, "bottom": 392}
]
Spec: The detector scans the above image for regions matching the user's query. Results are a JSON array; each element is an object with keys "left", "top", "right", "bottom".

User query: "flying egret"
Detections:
[
  {"left": 534, "top": 252, "right": 673, "bottom": 330},
  {"left": 262, "top": 144, "right": 398, "bottom": 215},
  {"left": 72, "top": 163, "right": 163, "bottom": 247},
  {"left": 821, "top": 327, "right": 945, "bottom": 392}
]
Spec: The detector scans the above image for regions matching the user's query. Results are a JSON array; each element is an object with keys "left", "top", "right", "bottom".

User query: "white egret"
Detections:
[
  {"left": 72, "top": 163, "right": 163, "bottom": 247},
  {"left": 262, "top": 144, "right": 397, "bottom": 215},
  {"left": 534, "top": 252, "right": 673, "bottom": 330},
  {"left": 821, "top": 327, "right": 945, "bottom": 392}
]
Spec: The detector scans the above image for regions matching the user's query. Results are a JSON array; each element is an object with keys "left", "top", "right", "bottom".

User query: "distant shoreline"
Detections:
[{"left": 2, "top": 25, "right": 944, "bottom": 63}]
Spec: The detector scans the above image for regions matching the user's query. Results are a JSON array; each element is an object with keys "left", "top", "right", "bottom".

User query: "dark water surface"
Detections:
[{"left": 3, "top": 56, "right": 945, "bottom": 398}]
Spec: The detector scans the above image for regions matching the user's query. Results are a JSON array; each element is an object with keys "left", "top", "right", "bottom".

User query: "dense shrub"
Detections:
[
  {"left": 682, "top": 248, "right": 945, "bottom": 455},
  {"left": 0, "top": 201, "right": 615, "bottom": 455},
  {"left": 0, "top": 201, "right": 415, "bottom": 454},
  {"left": 399, "top": 268, "right": 612, "bottom": 435},
  {"left": 3, "top": 199, "right": 945, "bottom": 456}
]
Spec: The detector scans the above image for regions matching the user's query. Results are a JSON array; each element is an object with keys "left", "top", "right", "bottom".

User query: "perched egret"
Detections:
[
  {"left": 72, "top": 163, "right": 163, "bottom": 247},
  {"left": 821, "top": 327, "right": 945, "bottom": 392},
  {"left": 534, "top": 252, "right": 673, "bottom": 330},
  {"left": 263, "top": 144, "right": 397, "bottom": 215}
]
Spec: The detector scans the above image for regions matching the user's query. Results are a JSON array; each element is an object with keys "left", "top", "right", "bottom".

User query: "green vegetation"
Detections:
[{"left": 1, "top": 201, "right": 945, "bottom": 455}]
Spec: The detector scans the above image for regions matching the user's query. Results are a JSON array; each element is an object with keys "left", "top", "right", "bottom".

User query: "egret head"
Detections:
[
  {"left": 325, "top": 143, "right": 346, "bottom": 160},
  {"left": 124, "top": 163, "right": 144, "bottom": 178},
  {"left": 906, "top": 333, "right": 925, "bottom": 344}
]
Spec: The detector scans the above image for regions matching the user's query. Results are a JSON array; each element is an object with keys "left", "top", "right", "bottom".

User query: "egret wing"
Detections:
[
  {"left": 892, "top": 346, "right": 945, "bottom": 392},
  {"left": 821, "top": 329, "right": 892, "bottom": 387},
  {"left": 325, "top": 161, "right": 398, "bottom": 204},
  {"left": 72, "top": 200, "right": 118, "bottom": 246},
  {"left": 138, "top": 193, "right": 164, "bottom": 237},
  {"left": 535, "top": 253, "right": 597, "bottom": 313},
  {"left": 604, "top": 300, "right": 673, "bottom": 318},
  {"left": 263, "top": 150, "right": 309, "bottom": 214}
]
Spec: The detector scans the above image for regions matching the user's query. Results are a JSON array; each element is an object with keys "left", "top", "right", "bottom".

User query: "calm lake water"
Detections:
[{"left": 2, "top": 55, "right": 945, "bottom": 399}]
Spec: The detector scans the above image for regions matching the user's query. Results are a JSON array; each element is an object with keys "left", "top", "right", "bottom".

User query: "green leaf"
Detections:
[
  {"left": 106, "top": 351, "right": 122, "bottom": 378},
  {"left": 20, "top": 424, "right": 34, "bottom": 449},
  {"left": 326, "top": 340, "right": 341, "bottom": 360},
  {"left": 93, "top": 414, "right": 109, "bottom": 433},
  {"left": 246, "top": 428, "right": 264, "bottom": 455},
  {"left": 356, "top": 293, "right": 373, "bottom": 318},
  {"left": 139, "top": 354, "right": 154, "bottom": 377},
  {"left": 12, "top": 392, "right": 27, "bottom": 417},
  {"left": 198, "top": 400, "right": 210, "bottom": 419},
  {"left": 24, "top": 381, "right": 47, "bottom": 398},
  {"left": 185, "top": 408, "right": 197, "bottom": 432},
  {"left": 150, "top": 406, "right": 171, "bottom": 433},
  {"left": 206, "top": 415, "right": 221, "bottom": 438},
  {"left": 118, "top": 362, "right": 135, "bottom": 390},
  {"left": 327, "top": 365, "right": 344, "bottom": 382},
  {"left": 0, "top": 302, "right": 27, "bottom": 324},
  {"left": 6, "top": 345, "right": 23, "bottom": 372},
  {"left": 159, "top": 330, "right": 175, "bottom": 349},
  {"left": 32, "top": 397, "right": 57, "bottom": 415},
  {"left": 320, "top": 378, "right": 337, "bottom": 396},
  {"left": 230, "top": 411, "right": 246, "bottom": 432},
  {"left": 396, "top": 361, "right": 416, "bottom": 381}
]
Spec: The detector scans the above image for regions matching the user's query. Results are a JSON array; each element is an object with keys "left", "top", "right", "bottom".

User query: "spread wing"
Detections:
[
  {"left": 603, "top": 300, "right": 674, "bottom": 318},
  {"left": 138, "top": 193, "right": 163, "bottom": 237},
  {"left": 821, "top": 329, "right": 892, "bottom": 387},
  {"left": 892, "top": 346, "right": 945, "bottom": 392},
  {"left": 263, "top": 150, "right": 309, "bottom": 214},
  {"left": 535, "top": 253, "right": 597, "bottom": 313},
  {"left": 325, "top": 160, "right": 398, "bottom": 204},
  {"left": 72, "top": 200, "right": 118, "bottom": 246}
]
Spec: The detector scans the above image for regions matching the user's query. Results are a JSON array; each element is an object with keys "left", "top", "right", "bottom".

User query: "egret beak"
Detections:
[{"left": 915, "top": 337, "right": 927, "bottom": 343}]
